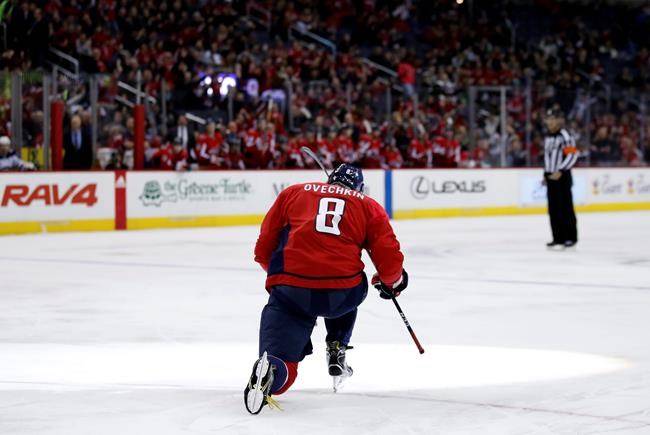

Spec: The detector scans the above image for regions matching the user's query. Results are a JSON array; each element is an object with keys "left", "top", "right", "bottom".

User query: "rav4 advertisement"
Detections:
[{"left": 0, "top": 172, "right": 115, "bottom": 226}]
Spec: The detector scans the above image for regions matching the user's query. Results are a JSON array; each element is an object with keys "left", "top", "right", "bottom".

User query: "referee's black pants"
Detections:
[{"left": 545, "top": 171, "right": 578, "bottom": 244}]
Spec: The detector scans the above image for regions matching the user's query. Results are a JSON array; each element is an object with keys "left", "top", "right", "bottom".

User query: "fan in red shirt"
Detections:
[
  {"left": 154, "top": 138, "right": 188, "bottom": 171},
  {"left": 408, "top": 133, "right": 429, "bottom": 168},
  {"left": 302, "top": 131, "right": 321, "bottom": 169},
  {"left": 256, "top": 125, "right": 276, "bottom": 169},
  {"left": 245, "top": 164, "right": 408, "bottom": 414},
  {"left": 242, "top": 125, "right": 262, "bottom": 168},
  {"left": 383, "top": 142, "right": 404, "bottom": 169},
  {"left": 433, "top": 131, "right": 460, "bottom": 168},
  {"left": 335, "top": 128, "right": 357, "bottom": 164},
  {"left": 620, "top": 136, "right": 642, "bottom": 166},
  {"left": 397, "top": 57, "right": 416, "bottom": 96},
  {"left": 318, "top": 131, "right": 338, "bottom": 168},
  {"left": 358, "top": 130, "right": 383, "bottom": 168},
  {"left": 194, "top": 121, "right": 224, "bottom": 168}
]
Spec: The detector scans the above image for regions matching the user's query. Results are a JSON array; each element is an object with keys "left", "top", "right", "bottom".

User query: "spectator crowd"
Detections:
[{"left": 1, "top": 0, "right": 649, "bottom": 171}]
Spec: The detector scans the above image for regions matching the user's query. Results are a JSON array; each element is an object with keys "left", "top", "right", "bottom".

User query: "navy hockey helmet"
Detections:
[{"left": 328, "top": 164, "right": 364, "bottom": 192}]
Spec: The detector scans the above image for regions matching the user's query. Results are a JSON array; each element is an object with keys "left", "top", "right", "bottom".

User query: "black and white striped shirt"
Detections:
[{"left": 544, "top": 128, "right": 578, "bottom": 173}]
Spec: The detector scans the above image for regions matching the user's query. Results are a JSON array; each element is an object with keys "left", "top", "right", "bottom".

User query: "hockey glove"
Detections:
[{"left": 372, "top": 270, "right": 408, "bottom": 299}]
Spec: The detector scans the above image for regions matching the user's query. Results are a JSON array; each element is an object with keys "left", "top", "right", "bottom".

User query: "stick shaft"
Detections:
[
  {"left": 300, "top": 146, "right": 330, "bottom": 178},
  {"left": 391, "top": 297, "right": 425, "bottom": 354}
]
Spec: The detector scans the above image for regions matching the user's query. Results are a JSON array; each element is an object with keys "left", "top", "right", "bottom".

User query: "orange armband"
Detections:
[{"left": 563, "top": 146, "right": 577, "bottom": 155}]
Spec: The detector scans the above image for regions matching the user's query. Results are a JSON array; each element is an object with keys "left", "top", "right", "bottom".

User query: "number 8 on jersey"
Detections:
[{"left": 315, "top": 197, "right": 346, "bottom": 235}]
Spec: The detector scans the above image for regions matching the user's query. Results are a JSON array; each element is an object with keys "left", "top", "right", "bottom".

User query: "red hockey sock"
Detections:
[{"left": 272, "top": 360, "right": 298, "bottom": 395}]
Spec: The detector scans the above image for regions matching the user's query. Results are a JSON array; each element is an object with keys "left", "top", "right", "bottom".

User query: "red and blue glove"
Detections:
[{"left": 371, "top": 270, "right": 408, "bottom": 299}]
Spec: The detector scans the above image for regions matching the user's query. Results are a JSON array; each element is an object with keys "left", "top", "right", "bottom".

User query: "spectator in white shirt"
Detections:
[{"left": 0, "top": 136, "right": 35, "bottom": 171}]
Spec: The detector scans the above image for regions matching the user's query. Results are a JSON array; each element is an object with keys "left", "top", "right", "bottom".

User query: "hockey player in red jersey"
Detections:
[{"left": 244, "top": 164, "right": 408, "bottom": 414}]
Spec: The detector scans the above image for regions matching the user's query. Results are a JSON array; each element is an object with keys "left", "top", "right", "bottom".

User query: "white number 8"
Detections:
[{"left": 315, "top": 197, "right": 346, "bottom": 235}]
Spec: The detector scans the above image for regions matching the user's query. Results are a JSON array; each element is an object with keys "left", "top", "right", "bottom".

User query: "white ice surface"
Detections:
[{"left": 1, "top": 212, "right": 650, "bottom": 434}]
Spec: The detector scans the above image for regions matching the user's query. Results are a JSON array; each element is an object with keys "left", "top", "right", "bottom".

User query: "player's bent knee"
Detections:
[
  {"left": 267, "top": 354, "right": 298, "bottom": 395},
  {"left": 275, "top": 362, "right": 298, "bottom": 395}
]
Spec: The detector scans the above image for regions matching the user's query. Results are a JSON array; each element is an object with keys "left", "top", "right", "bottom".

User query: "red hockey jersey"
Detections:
[{"left": 255, "top": 182, "right": 404, "bottom": 290}]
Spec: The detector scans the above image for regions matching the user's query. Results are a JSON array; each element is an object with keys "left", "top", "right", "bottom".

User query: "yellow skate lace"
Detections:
[{"left": 266, "top": 396, "right": 283, "bottom": 411}]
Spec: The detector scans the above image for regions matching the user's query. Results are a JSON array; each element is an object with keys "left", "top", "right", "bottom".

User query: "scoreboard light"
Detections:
[{"left": 217, "top": 73, "right": 237, "bottom": 97}]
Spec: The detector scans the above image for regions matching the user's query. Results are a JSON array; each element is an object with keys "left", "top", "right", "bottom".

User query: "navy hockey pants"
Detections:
[{"left": 259, "top": 275, "right": 368, "bottom": 362}]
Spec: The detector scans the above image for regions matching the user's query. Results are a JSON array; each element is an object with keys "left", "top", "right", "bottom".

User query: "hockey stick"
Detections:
[
  {"left": 300, "top": 146, "right": 331, "bottom": 178},
  {"left": 391, "top": 296, "right": 425, "bottom": 354}
]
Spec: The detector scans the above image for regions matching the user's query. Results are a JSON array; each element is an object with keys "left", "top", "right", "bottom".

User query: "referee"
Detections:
[{"left": 543, "top": 108, "right": 578, "bottom": 249}]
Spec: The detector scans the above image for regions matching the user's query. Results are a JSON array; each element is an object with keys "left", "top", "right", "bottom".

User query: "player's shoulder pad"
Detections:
[
  {"left": 363, "top": 194, "right": 389, "bottom": 218},
  {"left": 286, "top": 182, "right": 304, "bottom": 190},
  {"left": 273, "top": 183, "right": 301, "bottom": 202},
  {"left": 280, "top": 183, "right": 304, "bottom": 195}
]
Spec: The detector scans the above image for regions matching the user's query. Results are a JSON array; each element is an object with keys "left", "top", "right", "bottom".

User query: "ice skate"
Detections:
[
  {"left": 244, "top": 351, "right": 279, "bottom": 414},
  {"left": 326, "top": 341, "right": 353, "bottom": 393},
  {"left": 546, "top": 241, "right": 563, "bottom": 250},
  {"left": 563, "top": 240, "right": 577, "bottom": 250}
]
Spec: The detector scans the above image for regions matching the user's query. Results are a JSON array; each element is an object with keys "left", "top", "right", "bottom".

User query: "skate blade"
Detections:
[
  {"left": 246, "top": 352, "right": 270, "bottom": 414},
  {"left": 333, "top": 376, "right": 343, "bottom": 393},
  {"left": 332, "top": 372, "right": 351, "bottom": 393}
]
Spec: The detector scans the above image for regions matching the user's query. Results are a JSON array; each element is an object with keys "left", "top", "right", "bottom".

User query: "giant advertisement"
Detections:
[
  {"left": 519, "top": 173, "right": 588, "bottom": 206},
  {"left": 0, "top": 172, "right": 115, "bottom": 234},
  {"left": 392, "top": 169, "right": 520, "bottom": 216},
  {"left": 0, "top": 172, "right": 115, "bottom": 223},
  {"left": 126, "top": 170, "right": 385, "bottom": 223},
  {"left": 580, "top": 168, "right": 650, "bottom": 204},
  {"left": 391, "top": 168, "right": 650, "bottom": 218}
]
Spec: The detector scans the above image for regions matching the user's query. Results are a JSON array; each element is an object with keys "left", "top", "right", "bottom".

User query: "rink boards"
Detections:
[
  {"left": 391, "top": 168, "right": 650, "bottom": 219},
  {"left": 1, "top": 168, "right": 649, "bottom": 235}
]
